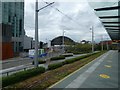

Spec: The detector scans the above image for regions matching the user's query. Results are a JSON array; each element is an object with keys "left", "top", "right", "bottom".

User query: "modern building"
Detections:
[{"left": 0, "top": 1, "right": 24, "bottom": 60}]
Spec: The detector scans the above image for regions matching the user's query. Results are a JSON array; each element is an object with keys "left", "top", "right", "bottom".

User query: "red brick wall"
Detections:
[{"left": 1, "top": 42, "right": 14, "bottom": 60}]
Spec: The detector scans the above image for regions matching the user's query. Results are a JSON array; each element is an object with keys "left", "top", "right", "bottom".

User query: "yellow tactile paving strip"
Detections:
[
  {"left": 104, "top": 65, "right": 112, "bottom": 68},
  {"left": 99, "top": 74, "right": 110, "bottom": 79}
]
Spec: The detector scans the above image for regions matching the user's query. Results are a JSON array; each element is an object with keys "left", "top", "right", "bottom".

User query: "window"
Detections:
[{"left": 8, "top": 15, "right": 10, "bottom": 22}]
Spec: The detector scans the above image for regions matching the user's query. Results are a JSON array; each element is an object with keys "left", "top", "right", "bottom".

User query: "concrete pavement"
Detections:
[{"left": 49, "top": 50, "right": 118, "bottom": 88}]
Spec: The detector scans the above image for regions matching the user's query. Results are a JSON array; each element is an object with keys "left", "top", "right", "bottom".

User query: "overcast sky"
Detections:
[{"left": 24, "top": 0, "right": 111, "bottom": 43}]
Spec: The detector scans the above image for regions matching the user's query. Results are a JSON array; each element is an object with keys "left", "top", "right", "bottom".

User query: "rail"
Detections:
[{"left": 0, "top": 64, "right": 33, "bottom": 76}]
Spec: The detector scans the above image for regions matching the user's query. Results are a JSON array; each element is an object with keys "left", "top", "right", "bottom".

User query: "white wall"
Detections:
[{"left": 23, "top": 35, "right": 33, "bottom": 49}]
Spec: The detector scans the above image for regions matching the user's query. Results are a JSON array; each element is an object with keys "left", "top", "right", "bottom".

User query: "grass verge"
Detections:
[{"left": 4, "top": 51, "right": 106, "bottom": 89}]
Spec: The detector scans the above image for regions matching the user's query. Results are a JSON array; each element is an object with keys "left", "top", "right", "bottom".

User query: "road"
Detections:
[
  {"left": 49, "top": 50, "right": 118, "bottom": 88},
  {"left": 1, "top": 52, "right": 93, "bottom": 70},
  {"left": 1, "top": 52, "right": 99, "bottom": 76},
  {"left": 1, "top": 58, "right": 33, "bottom": 70},
  {"left": 1, "top": 52, "right": 62, "bottom": 70}
]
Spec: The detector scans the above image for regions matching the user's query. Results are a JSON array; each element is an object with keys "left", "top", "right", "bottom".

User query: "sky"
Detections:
[{"left": 24, "top": 0, "right": 111, "bottom": 43}]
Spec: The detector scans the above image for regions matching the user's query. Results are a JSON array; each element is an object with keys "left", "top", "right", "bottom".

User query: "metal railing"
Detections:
[
  {"left": 0, "top": 64, "right": 33, "bottom": 76},
  {"left": 1, "top": 52, "right": 62, "bottom": 76}
]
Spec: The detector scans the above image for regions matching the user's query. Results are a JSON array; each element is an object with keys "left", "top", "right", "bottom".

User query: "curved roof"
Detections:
[{"left": 51, "top": 36, "right": 75, "bottom": 46}]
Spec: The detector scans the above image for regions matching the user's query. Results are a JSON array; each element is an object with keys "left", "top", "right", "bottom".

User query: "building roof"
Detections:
[
  {"left": 89, "top": 1, "right": 120, "bottom": 41},
  {"left": 51, "top": 36, "right": 75, "bottom": 46}
]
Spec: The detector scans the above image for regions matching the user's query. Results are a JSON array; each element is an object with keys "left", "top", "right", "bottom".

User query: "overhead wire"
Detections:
[{"left": 42, "top": 0, "right": 82, "bottom": 27}]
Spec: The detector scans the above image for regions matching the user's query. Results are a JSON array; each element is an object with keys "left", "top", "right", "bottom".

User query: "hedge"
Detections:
[
  {"left": 63, "top": 54, "right": 73, "bottom": 57},
  {"left": 32, "top": 60, "right": 46, "bottom": 65},
  {"left": 73, "top": 51, "right": 83, "bottom": 54},
  {"left": 48, "top": 62, "right": 63, "bottom": 70},
  {"left": 50, "top": 55, "right": 65, "bottom": 61},
  {"left": 2, "top": 66, "right": 45, "bottom": 87},
  {"left": 48, "top": 52, "right": 99, "bottom": 70}
]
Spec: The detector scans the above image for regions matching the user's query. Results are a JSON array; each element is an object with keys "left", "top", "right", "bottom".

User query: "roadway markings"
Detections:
[
  {"left": 99, "top": 74, "right": 110, "bottom": 79},
  {"left": 104, "top": 65, "right": 112, "bottom": 68}
]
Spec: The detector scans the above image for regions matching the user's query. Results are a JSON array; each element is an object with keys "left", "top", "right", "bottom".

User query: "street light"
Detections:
[
  {"left": 34, "top": 0, "right": 54, "bottom": 68},
  {"left": 62, "top": 30, "right": 65, "bottom": 53},
  {"left": 90, "top": 26, "right": 94, "bottom": 53},
  {"left": 101, "top": 35, "right": 104, "bottom": 51}
]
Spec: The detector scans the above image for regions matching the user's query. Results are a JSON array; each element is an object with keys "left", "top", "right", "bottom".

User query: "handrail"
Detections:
[{"left": 0, "top": 64, "right": 33, "bottom": 76}]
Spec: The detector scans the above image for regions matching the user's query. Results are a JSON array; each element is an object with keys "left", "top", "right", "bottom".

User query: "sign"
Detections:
[{"left": 29, "top": 49, "right": 45, "bottom": 59}]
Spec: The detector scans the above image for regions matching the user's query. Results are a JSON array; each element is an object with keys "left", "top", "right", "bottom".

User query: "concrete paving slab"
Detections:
[{"left": 50, "top": 50, "right": 118, "bottom": 89}]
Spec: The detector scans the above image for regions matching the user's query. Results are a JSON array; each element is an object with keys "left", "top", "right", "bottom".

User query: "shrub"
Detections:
[
  {"left": 73, "top": 51, "right": 83, "bottom": 55},
  {"left": 2, "top": 66, "right": 45, "bottom": 87},
  {"left": 64, "top": 53, "right": 95, "bottom": 64},
  {"left": 49, "top": 52, "right": 99, "bottom": 70},
  {"left": 48, "top": 62, "right": 63, "bottom": 70},
  {"left": 64, "top": 58, "right": 75, "bottom": 64},
  {"left": 63, "top": 54, "right": 73, "bottom": 57},
  {"left": 32, "top": 60, "right": 46, "bottom": 65},
  {"left": 50, "top": 55, "right": 65, "bottom": 61}
]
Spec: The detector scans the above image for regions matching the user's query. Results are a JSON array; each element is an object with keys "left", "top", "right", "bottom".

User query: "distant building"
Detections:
[
  {"left": 81, "top": 40, "right": 90, "bottom": 44},
  {"left": 32, "top": 40, "right": 35, "bottom": 49},
  {"left": 51, "top": 36, "right": 75, "bottom": 46},
  {"left": 99, "top": 40, "right": 112, "bottom": 45},
  {"left": 23, "top": 35, "right": 33, "bottom": 52},
  {"left": 0, "top": 1, "right": 24, "bottom": 60}
]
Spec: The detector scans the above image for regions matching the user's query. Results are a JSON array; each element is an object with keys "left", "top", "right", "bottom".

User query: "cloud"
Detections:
[{"left": 24, "top": 0, "right": 110, "bottom": 43}]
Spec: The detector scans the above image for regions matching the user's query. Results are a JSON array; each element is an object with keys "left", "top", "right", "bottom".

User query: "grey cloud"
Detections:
[{"left": 25, "top": 1, "right": 110, "bottom": 42}]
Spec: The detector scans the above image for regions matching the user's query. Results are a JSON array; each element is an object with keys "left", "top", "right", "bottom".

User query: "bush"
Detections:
[
  {"left": 49, "top": 52, "right": 99, "bottom": 70},
  {"left": 32, "top": 60, "right": 46, "bottom": 65},
  {"left": 2, "top": 66, "right": 45, "bottom": 87},
  {"left": 63, "top": 54, "right": 73, "bottom": 57},
  {"left": 63, "top": 58, "right": 75, "bottom": 64},
  {"left": 48, "top": 62, "right": 63, "bottom": 70},
  {"left": 63, "top": 53, "right": 95, "bottom": 64},
  {"left": 73, "top": 51, "right": 83, "bottom": 55},
  {"left": 50, "top": 55, "right": 65, "bottom": 61}
]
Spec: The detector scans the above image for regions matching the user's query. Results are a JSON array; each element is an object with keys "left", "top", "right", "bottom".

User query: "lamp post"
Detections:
[
  {"left": 34, "top": 0, "right": 54, "bottom": 68},
  {"left": 62, "top": 30, "right": 65, "bottom": 53},
  {"left": 90, "top": 26, "right": 94, "bottom": 53},
  {"left": 34, "top": 0, "right": 39, "bottom": 68},
  {"left": 101, "top": 35, "right": 104, "bottom": 51}
]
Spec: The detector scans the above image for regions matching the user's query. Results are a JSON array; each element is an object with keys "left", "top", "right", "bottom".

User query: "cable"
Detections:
[
  {"left": 37, "top": 2, "right": 55, "bottom": 12},
  {"left": 42, "top": 0, "right": 82, "bottom": 27}
]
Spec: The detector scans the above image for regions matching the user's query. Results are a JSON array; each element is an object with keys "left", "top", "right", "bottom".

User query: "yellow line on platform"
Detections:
[{"left": 48, "top": 53, "right": 106, "bottom": 88}]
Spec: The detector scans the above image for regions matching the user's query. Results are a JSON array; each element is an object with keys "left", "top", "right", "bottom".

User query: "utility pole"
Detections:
[
  {"left": 101, "top": 35, "right": 104, "bottom": 51},
  {"left": 34, "top": 0, "right": 39, "bottom": 68},
  {"left": 34, "top": 0, "right": 54, "bottom": 68},
  {"left": 90, "top": 26, "right": 94, "bottom": 53},
  {"left": 106, "top": 38, "right": 109, "bottom": 50},
  {"left": 62, "top": 30, "right": 65, "bottom": 53}
]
